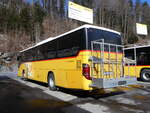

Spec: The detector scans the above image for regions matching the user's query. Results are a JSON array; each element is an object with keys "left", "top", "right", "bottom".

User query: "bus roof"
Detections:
[
  {"left": 20, "top": 24, "right": 121, "bottom": 53},
  {"left": 124, "top": 44, "right": 150, "bottom": 50}
]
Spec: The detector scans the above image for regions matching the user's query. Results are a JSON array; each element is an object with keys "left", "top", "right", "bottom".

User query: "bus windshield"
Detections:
[{"left": 87, "top": 28, "right": 122, "bottom": 51}]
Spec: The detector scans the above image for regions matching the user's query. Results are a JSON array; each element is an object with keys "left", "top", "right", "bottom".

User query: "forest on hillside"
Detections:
[{"left": 0, "top": 0, "right": 150, "bottom": 52}]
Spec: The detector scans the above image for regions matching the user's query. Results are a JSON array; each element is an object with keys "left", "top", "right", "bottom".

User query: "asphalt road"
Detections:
[{"left": 0, "top": 72, "right": 150, "bottom": 113}]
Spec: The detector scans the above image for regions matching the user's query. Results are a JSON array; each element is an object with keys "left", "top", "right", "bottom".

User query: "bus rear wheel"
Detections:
[
  {"left": 48, "top": 73, "right": 57, "bottom": 91},
  {"left": 141, "top": 69, "right": 150, "bottom": 82}
]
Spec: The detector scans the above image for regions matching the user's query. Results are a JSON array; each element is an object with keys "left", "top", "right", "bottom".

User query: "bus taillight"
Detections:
[{"left": 82, "top": 64, "right": 91, "bottom": 80}]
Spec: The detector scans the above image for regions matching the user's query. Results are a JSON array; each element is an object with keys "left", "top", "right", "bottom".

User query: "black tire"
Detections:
[
  {"left": 48, "top": 73, "right": 57, "bottom": 91},
  {"left": 22, "top": 70, "right": 26, "bottom": 80},
  {"left": 22, "top": 70, "right": 25, "bottom": 77},
  {"left": 141, "top": 69, "right": 150, "bottom": 82}
]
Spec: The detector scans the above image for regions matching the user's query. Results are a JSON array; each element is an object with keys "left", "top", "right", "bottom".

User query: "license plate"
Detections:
[
  {"left": 103, "top": 72, "right": 113, "bottom": 75},
  {"left": 118, "top": 81, "right": 127, "bottom": 85}
]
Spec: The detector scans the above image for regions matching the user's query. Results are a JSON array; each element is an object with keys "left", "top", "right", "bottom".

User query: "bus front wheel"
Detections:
[
  {"left": 141, "top": 69, "right": 150, "bottom": 82},
  {"left": 22, "top": 70, "right": 26, "bottom": 80},
  {"left": 48, "top": 73, "right": 57, "bottom": 91}
]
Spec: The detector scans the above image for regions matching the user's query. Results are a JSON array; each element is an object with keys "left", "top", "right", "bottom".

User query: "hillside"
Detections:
[{"left": 0, "top": 0, "right": 150, "bottom": 53}]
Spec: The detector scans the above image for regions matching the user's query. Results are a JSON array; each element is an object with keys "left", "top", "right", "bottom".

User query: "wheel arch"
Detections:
[
  {"left": 22, "top": 69, "right": 25, "bottom": 73},
  {"left": 47, "top": 71, "right": 54, "bottom": 82},
  {"left": 21, "top": 69, "right": 25, "bottom": 77},
  {"left": 47, "top": 71, "right": 57, "bottom": 91},
  {"left": 140, "top": 68, "right": 150, "bottom": 82},
  {"left": 140, "top": 68, "right": 150, "bottom": 76}
]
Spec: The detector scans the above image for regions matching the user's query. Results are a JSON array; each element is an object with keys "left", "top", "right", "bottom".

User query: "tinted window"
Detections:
[
  {"left": 136, "top": 47, "right": 150, "bottom": 65},
  {"left": 36, "top": 46, "right": 45, "bottom": 60},
  {"left": 20, "top": 28, "right": 86, "bottom": 62},
  {"left": 124, "top": 49, "right": 135, "bottom": 60},
  {"left": 46, "top": 40, "right": 57, "bottom": 59},
  {"left": 87, "top": 28, "right": 122, "bottom": 52},
  {"left": 125, "top": 47, "right": 150, "bottom": 65},
  {"left": 57, "top": 29, "right": 86, "bottom": 58}
]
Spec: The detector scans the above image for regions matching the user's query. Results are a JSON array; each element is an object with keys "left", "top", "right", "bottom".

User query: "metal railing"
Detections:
[{"left": 89, "top": 39, "right": 136, "bottom": 80}]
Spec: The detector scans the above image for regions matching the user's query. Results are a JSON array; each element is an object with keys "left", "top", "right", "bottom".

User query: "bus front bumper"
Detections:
[{"left": 90, "top": 76, "right": 137, "bottom": 89}]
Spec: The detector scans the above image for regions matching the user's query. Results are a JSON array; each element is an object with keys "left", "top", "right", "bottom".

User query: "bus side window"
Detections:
[
  {"left": 36, "top": 47, "right": 44, "bottom": 60},
  {"left": 46, "top": 40, "right": 57, "bottom": 59},
  {"left": 47, "top": 51, "right": 56, "bottom": 59},
  {"left": 57, "top": 30, "right": 84, "bottom": 58},
  {"left": 137, "top": 53, "right": 147, "bottom": 65},
  {"left": 72, "top": 47, "right": 79, "bottom": 55}
]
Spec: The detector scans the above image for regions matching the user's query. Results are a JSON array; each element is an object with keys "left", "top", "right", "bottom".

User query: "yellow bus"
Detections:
[
  {"left": 124, "top": 45, "right": 150, "bottom": 82},
  {"left": 18, "top": 25, "right": 137, "bottom": 91}
]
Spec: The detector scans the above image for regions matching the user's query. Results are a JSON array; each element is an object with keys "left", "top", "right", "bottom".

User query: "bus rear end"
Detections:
[{"left": 85, "top": 27, "right": 137, "bottom": 89}]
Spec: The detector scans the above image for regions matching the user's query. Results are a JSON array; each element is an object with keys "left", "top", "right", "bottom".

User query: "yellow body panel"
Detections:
[
  {"left": 18, "top": 51, "right": 123, "bottom": 90},
  {"left": 88, "top": 51, "right": 123, "bottom": 79},
  {"left": 18, "top": 51, "right": 92, "bottom": 90},
  {"left": 124, "top": 65, "right": 150, "bottom": 78}
]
